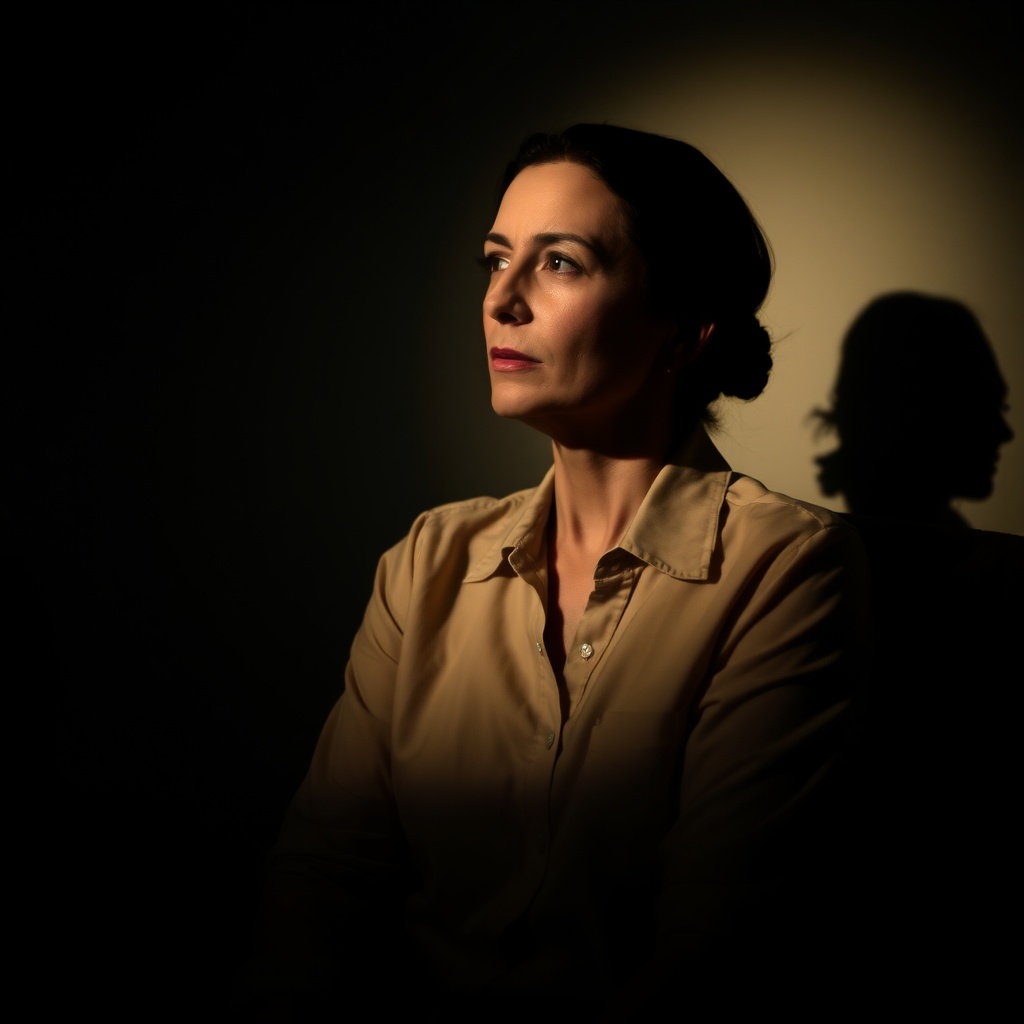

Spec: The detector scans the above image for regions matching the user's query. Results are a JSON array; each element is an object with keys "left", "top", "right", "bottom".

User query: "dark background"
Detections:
[{"left": 12, "top": 2, "right": 1020, "bottom": 1016}]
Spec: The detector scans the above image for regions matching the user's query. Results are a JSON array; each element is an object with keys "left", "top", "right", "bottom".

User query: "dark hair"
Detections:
[{"left": 499, "top": 122, "right": 775, "bottom": 429}]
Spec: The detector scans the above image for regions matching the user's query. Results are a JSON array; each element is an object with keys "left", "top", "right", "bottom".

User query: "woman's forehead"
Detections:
[{"left": 490, "top": 161, "right": 629, "bottom": 244}]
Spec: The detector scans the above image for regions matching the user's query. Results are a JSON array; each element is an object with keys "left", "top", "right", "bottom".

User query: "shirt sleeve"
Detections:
[
  {"left": 653, "top": 516, "right": 872, "bottom": 961},
  {"left": 235, "top": 527, "right": 419, "bottom": 1003}
]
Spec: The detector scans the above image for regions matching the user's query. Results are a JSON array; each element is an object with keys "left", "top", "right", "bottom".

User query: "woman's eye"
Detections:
[
  {"left": 477, "top": 253, "right": 509, "bottom": 273},
  {"left": 547, "top": 253, "right": 580, "bottom": 274}
]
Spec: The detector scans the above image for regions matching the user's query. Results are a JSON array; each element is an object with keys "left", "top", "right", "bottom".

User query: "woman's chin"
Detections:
[{"left": 490, "top": 389, "right": 547, "bottom": 423}]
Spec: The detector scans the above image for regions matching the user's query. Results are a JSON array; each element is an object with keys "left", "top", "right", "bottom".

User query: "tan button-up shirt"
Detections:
[{"left": 257, "top": 426, "right": 872, "bottom": 1003}]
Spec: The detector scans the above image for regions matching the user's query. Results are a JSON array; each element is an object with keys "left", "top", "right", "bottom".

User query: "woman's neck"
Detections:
[{"left": 549, "top": 442, "right": 666, "bottom": 557}]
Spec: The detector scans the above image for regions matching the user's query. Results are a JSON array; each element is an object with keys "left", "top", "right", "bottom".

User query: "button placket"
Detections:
[{"left": 561, "top": 564, "right": 641, "bottom": 716}]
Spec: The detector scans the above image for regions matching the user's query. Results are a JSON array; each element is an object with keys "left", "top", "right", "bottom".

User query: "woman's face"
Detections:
[{"left": 482, "top": 160, "right": 677, "bottom": 446}]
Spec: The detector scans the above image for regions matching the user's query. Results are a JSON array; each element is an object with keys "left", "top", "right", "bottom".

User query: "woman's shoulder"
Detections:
[
  {"left": 382, "top": 479, "right": 550, "bottom": 576},
  {"left": 723, "top": 473, "right": 863, "bottom": 557},
  {"left": 727, "top": 473, "right": 848, "bottom": 529},
  {"left": 413, "top": 482, "right": 540, "bottom": 533}
]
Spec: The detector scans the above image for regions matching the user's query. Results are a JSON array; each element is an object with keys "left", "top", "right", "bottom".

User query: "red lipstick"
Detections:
[{"left": 490, "top": 347, "right": 540, "bottom": 372}]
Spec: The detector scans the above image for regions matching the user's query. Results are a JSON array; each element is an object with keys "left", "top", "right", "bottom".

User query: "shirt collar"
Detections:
[
  {"left": 617, "top": 425, "right": 733, "bottom": 581},
  {"left": 464, "top": 425, "right": 732, "bottom": 584},
  {"left": 464, "top": 465, "right": 556, "bottom": 583}
]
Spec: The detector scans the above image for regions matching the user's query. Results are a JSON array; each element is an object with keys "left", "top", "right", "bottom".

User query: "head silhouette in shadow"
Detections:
[{"left": 812, "top": 291, "right": 1013, "bottom": 528}]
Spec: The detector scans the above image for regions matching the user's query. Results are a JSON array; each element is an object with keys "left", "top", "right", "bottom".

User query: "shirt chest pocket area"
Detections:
[
  {"left": 583, "top": 711, "right": 682, "bottom": 799},
  {"left": 571, "top": 712, "right": 684, "bottom": 855}
]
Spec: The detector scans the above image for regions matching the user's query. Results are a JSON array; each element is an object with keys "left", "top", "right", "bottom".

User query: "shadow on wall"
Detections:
[
  {"left": 805, "top": 294, "right": 1024, "bottom": 1000},
  {"left": 809, "top": 291, "right": 1013, "bottom": 529}
]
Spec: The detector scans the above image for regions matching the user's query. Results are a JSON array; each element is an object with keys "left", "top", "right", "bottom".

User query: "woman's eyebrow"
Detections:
[{"left": 484, "top": 231, "right": 606, "bottom": 259}]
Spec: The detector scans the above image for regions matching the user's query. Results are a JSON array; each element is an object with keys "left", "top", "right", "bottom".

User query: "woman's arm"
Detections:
[
  {"left": 605, "top": 519, "right": 872, "bottom": 1016},
  {"left": 232, "top": 532, "right": 419, "bottom": 1015}
]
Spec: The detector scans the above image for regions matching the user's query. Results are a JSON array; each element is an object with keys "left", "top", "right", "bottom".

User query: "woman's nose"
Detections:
[
  {"left": 483, "top": 268, "right": 531, "bottom": 325},
  {"left": 999, "top": 413, "right": 1014, "bottom": 444}
]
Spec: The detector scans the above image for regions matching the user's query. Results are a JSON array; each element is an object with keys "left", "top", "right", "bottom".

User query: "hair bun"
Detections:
[
  {"left": 690, "top": 314, "right": 772, "bottom": 408},
  {"left": 719, "top": 316, "right": 773, "bottom": 400}
]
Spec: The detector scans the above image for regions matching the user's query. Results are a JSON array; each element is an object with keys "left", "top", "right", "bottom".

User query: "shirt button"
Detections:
[
  {"left": 545, "top": 731, "right": 555, "bottom": 749},
  {"left": 579, "top": 642, "right": 594, "bottom": 660},
  {"left": 535, "top": 641, "right": 543, "bottom": 654}
]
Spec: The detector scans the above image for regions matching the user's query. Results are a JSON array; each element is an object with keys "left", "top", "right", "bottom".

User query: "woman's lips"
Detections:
[{"left": 490, "top": 347, "right": 540, "bottom": 372}]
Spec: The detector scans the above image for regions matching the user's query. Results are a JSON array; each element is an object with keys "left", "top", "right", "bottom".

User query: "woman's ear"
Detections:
[{"left": 669, "top": 321, "right": 715, "bottom": 372}]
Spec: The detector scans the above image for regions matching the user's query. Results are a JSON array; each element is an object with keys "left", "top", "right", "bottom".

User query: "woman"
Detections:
[{"left": 238, "top": 124, "right": 872, "bottom": 1020}]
